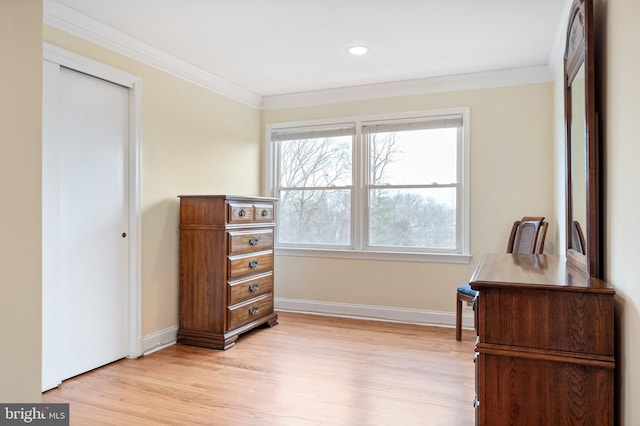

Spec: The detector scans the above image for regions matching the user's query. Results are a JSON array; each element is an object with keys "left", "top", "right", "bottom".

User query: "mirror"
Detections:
[
  {"left": 564, "top": 0, "right": 600, "bottom": 277},
  {"left": 570, "top": 65, "right": 586, "bottom": 254}
]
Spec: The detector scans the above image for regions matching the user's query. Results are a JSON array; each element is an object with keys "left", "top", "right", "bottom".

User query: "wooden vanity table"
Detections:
[
  {"left": 467, "top": 0, "right": 616, "bottom": 423},
  {"left": 470, "top": 253, "right": 615, "bottom": 425}
]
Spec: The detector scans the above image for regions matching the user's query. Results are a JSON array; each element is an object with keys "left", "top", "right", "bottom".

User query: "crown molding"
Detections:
[
  {"left": 261, "top": 66, "right": 553, "bottom": 110},
  {"left": 547, "top": 0, "right": 575, "bottom": 80},
  {"left": 43, "top": 0, "right": 262, "bottom": 109},
  {"left": 44, "top": 0, "right": 556, "bottom": 112}
]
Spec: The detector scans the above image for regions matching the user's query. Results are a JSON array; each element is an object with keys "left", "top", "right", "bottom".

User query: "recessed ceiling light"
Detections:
[{"left": 347, "top": 46, "right": 368, "bottom": 56}]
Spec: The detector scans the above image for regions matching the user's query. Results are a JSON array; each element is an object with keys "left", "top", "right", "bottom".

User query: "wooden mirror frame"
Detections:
[{"left": 564, "top": 0, "right": 600, "bottom": 277}]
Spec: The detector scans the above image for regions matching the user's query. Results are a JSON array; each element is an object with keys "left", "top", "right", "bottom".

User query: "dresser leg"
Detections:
[{"left": 266, "top": 316, "right": 279, "bottom": 327}]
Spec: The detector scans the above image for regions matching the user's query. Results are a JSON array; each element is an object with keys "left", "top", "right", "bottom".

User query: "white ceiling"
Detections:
[{"left": 46, "top": 0, "right": 569, "bottom": 103}]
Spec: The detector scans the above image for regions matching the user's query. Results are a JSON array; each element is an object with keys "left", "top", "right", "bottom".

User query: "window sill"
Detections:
[{"left": 274, "top": 247, "right": 472, "bottom": 264}]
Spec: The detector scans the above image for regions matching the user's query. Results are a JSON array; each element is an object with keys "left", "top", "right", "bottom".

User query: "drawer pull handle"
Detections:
[
  {"left": 260, "top": 209, "right": 269, "bottom": 217},
  {"left": 249, "top": 283, "right": 259, "bottom": 292},
  {"left": 249, "top": 306, "right": 259, "bottom": 315},
  {"left": 249, "top": 260, "right": 259, "bottom": 269},
  {"left": 249, "top": 237, "right": 260, "bottom": 246},
  {"left": 238, "top": 209, "right": 247, "bottom": 217}
]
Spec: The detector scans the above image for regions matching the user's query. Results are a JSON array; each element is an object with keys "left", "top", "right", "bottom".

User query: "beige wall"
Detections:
[
  {"left": 43, "top": 27, "right": 262, "bottom": 336},
  {"left": 0, "top": 0, "right": 43, "bottom": 401},
  {"left": 595, "top": 0, "right": 640, "bottom": 423},
  {"left": 263, "top": 83, "right": 555, "bottom": 314}
]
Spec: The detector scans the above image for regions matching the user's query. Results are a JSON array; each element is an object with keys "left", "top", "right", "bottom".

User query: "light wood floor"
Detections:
[{"left": 43, "top": 311, "right": 477, "bottom": 426}]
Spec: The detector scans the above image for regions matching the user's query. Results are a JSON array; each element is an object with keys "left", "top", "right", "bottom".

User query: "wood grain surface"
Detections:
[{"left": 43, "top": 312, "right": 476, "bottom": 425}]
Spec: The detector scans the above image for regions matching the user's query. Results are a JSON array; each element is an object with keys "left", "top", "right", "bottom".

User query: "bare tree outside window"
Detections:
[{"left": 277, "top": 136, "right": 352, "bottom": 245}]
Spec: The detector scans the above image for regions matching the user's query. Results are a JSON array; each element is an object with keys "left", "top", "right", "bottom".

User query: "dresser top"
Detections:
[
  {"left": 469, "top": 253, "right": 614, "bottom": 293},
  {"left": 178, "top": 195, "right": 277, "bottom": 202}
]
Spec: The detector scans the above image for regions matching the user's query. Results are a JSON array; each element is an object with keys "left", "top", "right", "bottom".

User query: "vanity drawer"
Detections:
[
  {"left": 227, "top": 294, "right": 274, "bottom": 331},
  {"left": 227, "top": 251, "right": 273, "bottom": 280},
  {"left": 228, "top": 229, "right": 274, "bottom": 254},
  {"left": 228, "top": 273, "right": 273, "bottom": 306}
]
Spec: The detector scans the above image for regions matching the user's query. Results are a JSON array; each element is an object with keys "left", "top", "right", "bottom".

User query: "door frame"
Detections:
[{"left": 43, "top": 43, "right": 142, "bottom": 358}]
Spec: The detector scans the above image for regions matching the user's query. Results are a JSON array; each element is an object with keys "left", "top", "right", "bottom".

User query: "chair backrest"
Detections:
[
  {"left": 506, "top": 216, "right": 548, "bottom": 254},
  {"left": 572, "top": 220, "right": 586, "bottom": 255}
]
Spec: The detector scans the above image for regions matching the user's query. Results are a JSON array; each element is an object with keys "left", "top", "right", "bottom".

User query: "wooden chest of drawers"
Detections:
[
  {"left": 177, "top": 195, "right": 278, "bottom": 350},
  {"left": 470, "top": 253, "right": 615, "bottom": 425}
]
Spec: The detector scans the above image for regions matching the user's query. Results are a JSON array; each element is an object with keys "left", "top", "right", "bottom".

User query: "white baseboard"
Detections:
[
  {"left": 274, "top": 297, "right": 474, "bottom": 329},
  {"left": 138, "top": 300, "right": 473, "bottom": 356},
  {"left": 141, "top": 325, "right": 178, "bottom": 356}
]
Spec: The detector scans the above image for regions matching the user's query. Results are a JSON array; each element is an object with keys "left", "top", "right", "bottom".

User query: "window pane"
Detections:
[
  {"left": 369, "top": 128, "right": 457, "bottom": 185},
  {"left": 369, "top": 188, "right": 457, "bottom": 249},
  {"left": 277, "top": 189, "right": 351, "bottom": 245},
  {"left": 278, "top": 136, "right": 352, "bottom": 188}
]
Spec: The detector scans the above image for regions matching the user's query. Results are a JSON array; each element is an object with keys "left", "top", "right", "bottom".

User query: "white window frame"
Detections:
[{"left": 264, "top": 107, "right": 471, "bottom": 264}]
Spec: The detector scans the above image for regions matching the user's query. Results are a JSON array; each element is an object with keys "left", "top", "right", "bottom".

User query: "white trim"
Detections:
[
  {"left": 276, "top": 247, "right": 471, "bottom": 264},
  {"left": 261, "top": 66, "right": 553, "bottom": 110},
  {"left": 41, "top": 60, "right": 63, "bottom": 392},
  {"left": 547, "top": 0, "right": 575, "bottom": 80},
  {"left": 460, "top": 106, "right": 472, "bottom": 256},
  {"left": 274, "top": 297, "right": 474, "bottom": 329},
  {"left": 43, "top": 43, "right": 144, "bottom": 359},
  {"left": 128, "top": 68, "right": 144, "bottom": 359},
  {"left": 141, "top": 326, "right": 178, "bottom": 356},
  {"left": 44, "top": 43, "right": 136, "bottom": 88},
  {"left": 43, "top": 0, "right": 261, "bottom": 108}
]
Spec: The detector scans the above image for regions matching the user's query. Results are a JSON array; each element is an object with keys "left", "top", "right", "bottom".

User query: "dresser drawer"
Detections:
[
  {"left": 228, "top": 229, "right": 274, "bottom": 254},
  {"left": 228, "top": 273, "right": 273, "bottom": 306},
  {"left": 228, "top": 202, "right": 274, "bottom": 224},
  {"left": 227, "top": 250, "right": 273, "bottom": 280},
  {"left": 228, "top": 202, "right": 254, "bottom": 224},
  {"left": 227, "top": 293, "right": 274, "bottom": 331},
  {"left": 253, "top": 203, "right": 274, "bottom": 222}
]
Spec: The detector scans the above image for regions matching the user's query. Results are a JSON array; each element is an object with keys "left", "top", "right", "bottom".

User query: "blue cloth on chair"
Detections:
[{"left": 457, "top": 283, "right": 478, "bottom": 298}]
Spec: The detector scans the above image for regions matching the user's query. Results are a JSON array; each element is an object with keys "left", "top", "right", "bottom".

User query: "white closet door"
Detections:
[{"left": 43, "top": 63, "right": 130, "bottom": 389}]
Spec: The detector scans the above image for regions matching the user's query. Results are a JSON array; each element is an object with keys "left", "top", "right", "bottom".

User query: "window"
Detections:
[{"left": 266, "top": 108, "right": 470, "bottom": 263}]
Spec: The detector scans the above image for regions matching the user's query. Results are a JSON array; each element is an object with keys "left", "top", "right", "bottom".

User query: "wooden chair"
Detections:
[{"left": 455, "top": 217, "right": 548, "bottom": 341}]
